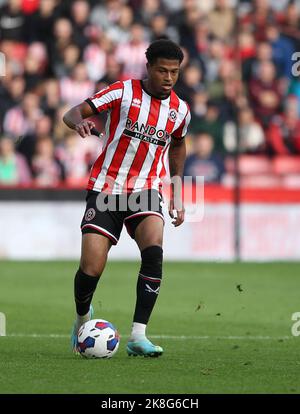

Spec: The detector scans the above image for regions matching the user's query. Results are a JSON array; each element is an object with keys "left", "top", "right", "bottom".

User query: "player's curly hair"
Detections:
[{"left": 145, "top": 39, "right": 184, "bottom": 65}]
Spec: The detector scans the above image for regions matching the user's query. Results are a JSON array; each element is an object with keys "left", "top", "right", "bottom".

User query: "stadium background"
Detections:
[
  {"left": 1, "top": 0, "right": 300, "bottom": 261},
  {"left": 1, "top": 0, "right": 300, "bottom": 396}
]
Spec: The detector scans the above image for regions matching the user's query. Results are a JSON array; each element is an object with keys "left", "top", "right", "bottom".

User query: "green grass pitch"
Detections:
[{"left": 0, "top": 261, "right": 300, "bottom": 394}]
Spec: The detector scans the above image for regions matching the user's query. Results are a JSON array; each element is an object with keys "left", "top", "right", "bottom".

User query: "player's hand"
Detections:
[
  {"left": 75, "top": 120, "right": 96, "bottom": 138},
  {"left": 169, "top": 198, "right": 185, "bottom": 227}
]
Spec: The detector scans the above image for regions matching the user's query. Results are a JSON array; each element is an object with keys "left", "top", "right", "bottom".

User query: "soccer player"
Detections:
[{"left": 63, "top": 39, "right": 191, "bottom": 357}]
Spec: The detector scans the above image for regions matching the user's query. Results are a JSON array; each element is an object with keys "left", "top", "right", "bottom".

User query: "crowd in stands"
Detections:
[{"left": 0, "top": 0, "right": 300, "bottom": 188}]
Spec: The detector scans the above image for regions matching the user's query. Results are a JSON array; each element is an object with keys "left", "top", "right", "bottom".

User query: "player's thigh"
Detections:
[
  {"left": 134, "top": 215, "right": 164, "bottom": 251},
  {"left": 80, "top": 233, "right": 112, "bottom": 276}
]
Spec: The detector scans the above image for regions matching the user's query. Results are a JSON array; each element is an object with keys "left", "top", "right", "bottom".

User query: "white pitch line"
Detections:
[
  {"left": 2, "top": 333, "right": 293, "bottom": 340},
  {"left": 152, "top": 335, "right": 292, "bottom": 340}
]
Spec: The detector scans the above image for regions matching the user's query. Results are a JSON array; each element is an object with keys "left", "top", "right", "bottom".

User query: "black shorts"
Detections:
[{"left": 81, "top": 189, "right": 164, "bottom": 245}]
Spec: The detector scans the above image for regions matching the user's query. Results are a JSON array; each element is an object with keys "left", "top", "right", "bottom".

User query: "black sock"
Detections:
[
  {"left": 133, "top": 246, "right": 163, "bottom": 325},
  {"left": 74, "top": 268, "right": 100, "bottom": 316}
]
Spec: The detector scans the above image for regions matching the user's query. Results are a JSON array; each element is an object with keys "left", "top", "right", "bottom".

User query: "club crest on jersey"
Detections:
[
  {"left": 85, "top": 208, "right": 96, "bottom": 221},
  {"left": 132, "top": 98, "right": 141, "bottom": 108},
  {"left": 168, "top": 109, "right": 178, "bottom": 122}
]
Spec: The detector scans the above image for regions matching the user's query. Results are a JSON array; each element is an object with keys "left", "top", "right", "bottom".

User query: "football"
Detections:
[{"left": 77, "top": 319, "right": 120, "bottom": 359}]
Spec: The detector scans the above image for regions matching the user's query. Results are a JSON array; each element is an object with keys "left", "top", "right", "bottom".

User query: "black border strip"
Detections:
[{"left": 0, "top": 189, "right": 85, "bottom": 201}]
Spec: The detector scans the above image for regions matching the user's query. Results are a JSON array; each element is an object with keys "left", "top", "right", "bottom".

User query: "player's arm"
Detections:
[
  {"left": 63, "top": 101, "right": 96, "bottom": 138},
  {"left": 168, "top": 136, "right": 186, "bottom": 227}
]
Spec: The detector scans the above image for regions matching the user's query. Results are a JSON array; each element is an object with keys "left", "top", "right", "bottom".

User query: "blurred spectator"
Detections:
[
  {"left": 3, "top": 92, "right": 43, "bottom": 138},
  {"left": 224, "top": 107, "right": 265, "bottom": 153},
  {"left": 0, "top": 75, "right": 25, "bottom": 127},
  {"left": 90, "top": 0, "right": 123, "bottom": 32},
  {"left": 17, "top": 114, "right": 53, "bottom": 169},
  {"left": 149, "top": 12, "right": 179, "bottom": 43},
  {"left": 267, "top": 98, "right": 300, "bottom": 155},
  {"left": 242, "top": 40, "right": 276, "bottom": 82},
  {"left": 239, "top": 29, "right": 256, "bottom": 62},
  {"left": 138, "top": 0, "right": 163, "bottom": 26},
  {"left": 239, "top": 31, "right": 259, "bottom": 81},
  {"left": 288, "top": 79, "right": 300, "bottom": 117},
  {"left": 197, "top": 0, "right": 215, "bottom": 14},
  {"left": 161, "top": 0, "right": 182, "bottom": 14},
  {"left": 84, "top": 37, "right": 108, "bottom": 83},
  {"left": 280, "top": 2, "right": 300, "bottom": 51},
  {"left": 28, "top": 0, "right": 59, "bottom": 52},
  {"left": 0, "top": 0, "right": 299, "bottom": 189},
  {"left": 270, "top": 0, "right": 291, "bottom": 12},
  {"left": 190, "top": 88, "right": 209, "bottom": 120},
  {"left": 176, "top": 0, "right": 202, "bottom": 59},
  {"left": 0, "top": 0, "right": 26, "bottom": 41},
  {"left": 208, "top": 0, "right": 235, "bottom": 40},
  {"left": 40, "top": 78, "right": 62, "bottom": 119},
  {"left": 56, "top": 132, "right": 102, "bottom": 184},
  {"left": 175, "top": 62, "right": 204, "bottom": 106},
  {"left": 31, "top": 137, "right": 65, "bottom": 186},
  {"left": 248, "top": 60, "right": 282, "bottom": 129},
  {"left": 114, "top": 23, "right": 148, "bottom": 80},
  {"left": 239, "top": 0, "right": 273, "bottom": 42},
  {"left": 189, "top": 100, "right": 225, "bottom": 154},
  {"left": 238, "top": 107, "right": 265, "bottom": 154},
  {"left": 193, "top": 18, "right": 210, "bottom": 57},
  {"left": 24, "top": 43, "right": 48, "bottom": 91},
  {"left": 265, "top": 22, "right": 295, "bottom": 79},
  {"left": 54, "top": 43, "right": 81, "bottom": 78},
  {"left": 53, "top": 104, "right": 74, "bottom": 143},
  {"left": 60, "top": 62, "right": 95, "bottom": 106},
  {"left": 50, "top": 18, "right": 75, "bottom": 76},
  {"left": 0, "top": 136, "right": 31, "bottom": 185},
  {"left": 97, "top": 53, "right": 123, "bottom": 89},
  {"left": 217, "top": 78, "right": 246, "bottom": 124},
  {"left": 70, "top": 0, "right": 91, "bottom": 49},
  {"left": 207, "top": 58, "right": 239, "bottom": 101},
  {"left": 106, "top": 4, "right": 134, "bottom": 44},
  {"left": 183, "top": 132, "right": 225, "bottom": 184},
  {"left": 204, "top": 38, "right": 226, "bottom": 84}
]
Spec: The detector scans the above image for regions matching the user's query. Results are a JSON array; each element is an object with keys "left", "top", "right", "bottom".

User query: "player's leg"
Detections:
[
  {"left": 75, "top": 233, "right": 112, "bottom": 323},
  {"left": 71, "top": 190, "right": 123, "bottom": 352},
  {"left": 71, "top": 233, "right": 112, "bottom": 352},
  {"left": 127, "top": 215, "right": 164, "bottom": 357},
  {"left": 74, "top": 190, "right": 120, "bottom": 327}
]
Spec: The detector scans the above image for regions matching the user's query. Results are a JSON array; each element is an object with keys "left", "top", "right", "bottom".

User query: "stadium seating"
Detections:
[
  {"left": 223, "top": 156, "right": 300, "bottom": 188},
  {"left": 272, "top": 156, "right": 300, "bottom": 175}
]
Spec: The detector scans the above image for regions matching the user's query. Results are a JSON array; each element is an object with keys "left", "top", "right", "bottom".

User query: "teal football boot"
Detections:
[{"left": 127, "top": 338, "right": 163, "bottom": 357}]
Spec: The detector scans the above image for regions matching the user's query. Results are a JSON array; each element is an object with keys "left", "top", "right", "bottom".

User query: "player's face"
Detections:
[{"left": 147, "top": 58, "right": 180, "bottom": 98}]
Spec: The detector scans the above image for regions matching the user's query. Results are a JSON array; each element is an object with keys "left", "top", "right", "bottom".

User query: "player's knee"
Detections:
[
  {"left": 80, "top": 258, "right": 106, "bottom": 277},
  {"left": 140, "top": 245, "right": 163, "bottom": 278}
]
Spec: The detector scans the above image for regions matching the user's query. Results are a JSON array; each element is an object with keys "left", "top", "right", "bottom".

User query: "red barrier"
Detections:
[{"left": 0, "top": 184, "right": 300, "bottom": 203}]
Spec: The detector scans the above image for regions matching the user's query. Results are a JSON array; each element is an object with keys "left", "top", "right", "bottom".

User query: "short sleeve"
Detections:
[{"left": 85, "top": 81, "right": 124, "bottom": 114}]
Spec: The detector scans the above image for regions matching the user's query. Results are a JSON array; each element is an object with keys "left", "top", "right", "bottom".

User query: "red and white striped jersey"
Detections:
[{"left": 86, "top": 79, "right": 191, "bottom": 194}]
